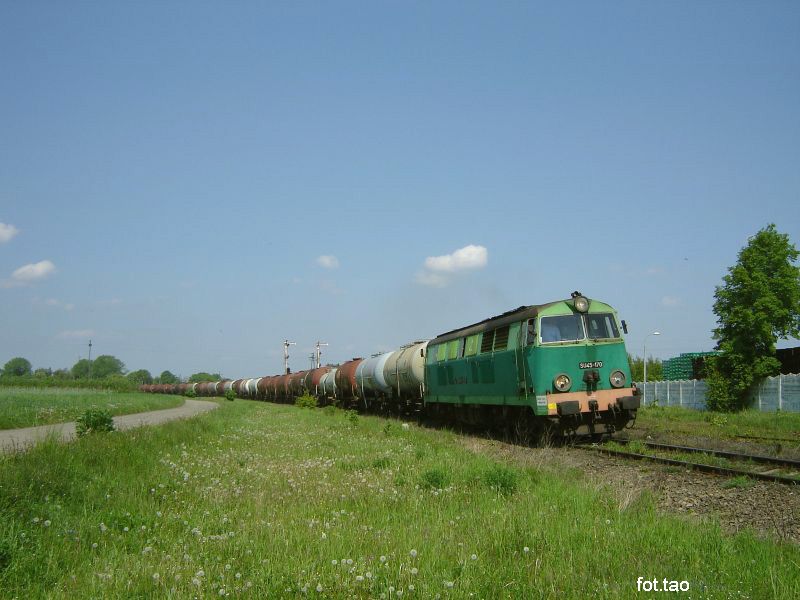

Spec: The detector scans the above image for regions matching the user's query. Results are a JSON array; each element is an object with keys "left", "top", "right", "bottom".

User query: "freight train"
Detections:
[{"left": 142, "top": 292, "right": 641, "bottom": 438}]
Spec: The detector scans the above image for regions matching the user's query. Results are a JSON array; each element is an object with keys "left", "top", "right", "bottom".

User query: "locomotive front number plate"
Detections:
[{"left": 579, "top": 361, "right": 603, "bottom": 369}]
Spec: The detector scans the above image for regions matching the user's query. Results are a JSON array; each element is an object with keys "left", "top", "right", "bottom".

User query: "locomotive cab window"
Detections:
[
  {"left": 585, "top": 313, "right": 620, "bottom": 339},
  {"left": 540, "top": 315, "right": 585, "bottom": 343}
]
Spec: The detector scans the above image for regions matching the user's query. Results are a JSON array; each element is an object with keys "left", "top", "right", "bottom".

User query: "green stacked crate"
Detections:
[{"left": 662, "top": 352, "right": 720, "bottom": 380}]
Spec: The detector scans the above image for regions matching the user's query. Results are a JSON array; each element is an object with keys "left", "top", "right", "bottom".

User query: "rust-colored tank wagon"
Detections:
[
  {"left": 197, "top": 382, "right": 210, "bottom": 396},
  {"left": 231, "top": 379, "right": 243, "bottom": 395},
  {"left": 256, "top": 376, "right": 270, "bottom": 399},
  {"left": 273, "top": 374, "right": 290, "bottom": 400},
  {"left": 260, "top": 375, "right": 276, "bottom": 399},
  {"left": 335, "top": 358, "right": 364, "bottom": 401},
  {"left": 308, "top": 367, "right": 330, "bottom": 395},
  {"left": 288, "top": 370, "right": 307, "bottom": 397},
  {"left": 384, "top": 341, "right": 429, "bottom": 398}
]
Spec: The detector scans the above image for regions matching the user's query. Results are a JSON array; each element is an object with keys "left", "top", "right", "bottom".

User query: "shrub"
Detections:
[
  {"left": 420, "top": 467, "right": 450, "bottom": 490},
  {"left": 75, "top": 408, "right": 115, "bottom": 437},
  {"left": 295, "top": 394, "right": 317, "bottom": 409},
  {"left": 345, "top": 409, "right": 359, "bottom": 425},
  {"left": 185, "top": 388, "right": 197, "bottom": 398},
  {"left": 225, "top": 389, "right": 236, "bottom": 401},
  {"left": 483, "top": 465, "right": 519, "bottom": 495}
]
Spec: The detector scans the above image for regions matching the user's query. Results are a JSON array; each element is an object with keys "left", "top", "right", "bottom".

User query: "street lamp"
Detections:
[{"left": 643, "top": 331, "right": 661, "bottom": 405}]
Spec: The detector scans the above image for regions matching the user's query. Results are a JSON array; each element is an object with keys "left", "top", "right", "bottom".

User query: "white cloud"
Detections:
[
  {"left": 0, "top": 222, "right": 19, "bottom": 243},
  {"left": 415, "top": 244, "right": 488, "bottom": 287},
  {"left": 424, "top": 245, "right": 488, "bottom": 272},
  {"left": 661, "top": 296, "right": 681, "bottom": 307},
  {"left": 57, "top": 329, "right": 95, "bottom": 339},
  {"left": 12, "top": 260, "right": 56, "bottom": 282},
  {"left": 414, "top": 271, "right": 449, "bottom": 288},
  {"left": 316, "top": 255, "right": 340, "bottom": 269}
]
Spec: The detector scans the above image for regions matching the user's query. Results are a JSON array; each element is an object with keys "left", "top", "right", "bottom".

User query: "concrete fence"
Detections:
[{"left": 635, "top": 373, "right": 800, "bottom": 412}]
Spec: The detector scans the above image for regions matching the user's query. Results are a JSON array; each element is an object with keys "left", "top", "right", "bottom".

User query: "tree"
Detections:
[
  {"left": 189, "top": 372, "right": 222, "bottom": 383},
  {"left": 91, "top": 355, "right": 126, "bottom": 378},
  {"left": 159, "top": 370, "right": 179, "bottom": 384},
  {"left": 33, "top": 368, "right": 52, "bottom": 378},
  {"left": 127, "top": 369, "right": 153, "bottom": 385},
  {"left": 627, "top": 354, "right": 663, "bottom": 382},
  {"left": 2, "top": 357, "right": 32, "bottom": 377},
  {"left": 707, "top": 224, "right": 800, "bottom": 411},
  {"left": 72, "top": 359, "right": 92, "bottom": 379}
]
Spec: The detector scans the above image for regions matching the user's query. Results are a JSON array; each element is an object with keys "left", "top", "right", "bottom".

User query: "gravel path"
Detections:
[{"left": 0, "top": 399, "right": 218, "bottom": 453}]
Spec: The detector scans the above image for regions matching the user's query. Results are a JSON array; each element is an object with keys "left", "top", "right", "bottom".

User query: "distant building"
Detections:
[{"left": 777, "top": 347, "right": 800, "bottom": 375}]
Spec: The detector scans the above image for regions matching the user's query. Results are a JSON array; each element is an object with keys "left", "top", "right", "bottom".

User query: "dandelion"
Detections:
[
  {"left": 156, "top": 511, "right": 162, "bottom": 518},
  {"left": 523, "top": 546, "right": 530, "bottom": 553},
  {"left": 408, "top": 585, "right": 415, "bottom": 592},
  {"left": 99, "top": 523, "right": 107, "bottom": 532},
  {"left": 123, "top": 527, "right": 129, "bottom": 532},
  {"left": 218, "top": 589, "right": 225, "bottom": 596},
  {"left": 410, "top": 549, "right": 417, "bottom": 558},
  {"left": 196, "top": 570, "right": 205, "bottom": 578},
  {"left": 366, "top": 572, "right": 373, "bottom": 579},
  {"left": 347, "top": 558, "right": 353, "bottom": 565},
  {"left": 235, "top": 573, "right": 241, "bottom": 579},
  {"left": 471, "top": 554, "right": 477, "bottom": 561},
  {"left": 33, "top": 517, "right": 40, "bottom": 523},
  {"left": 316, "top": 584, "right": 323, "bottom": 592},
  {"left": 44, "top": 520, "right": 51, "bottom": 527},
  {"left": 402, "top": 423, "right": 410, "bottom": 430},
  {"left": 397, "top": 591, "right": 404, "bottom": 597},
  {"left": 152, "top": 573, "right": 160, "bottom": 581},
  {"left": 92, "top": 542, "right": 98, "bottom": 549},
  {"left": 411, "top": 568, "right": 418, "bottom": 575},
  {"left": 225, "top": 564, "right": 231, "bottom": 571},
  {"left": 192, "top": 578, "right": 201, "bottom": 586},
  {"left": 355, "top": 575, "right": 364, "bottom": 582},
  {"left": 321, "top": 532, "right": 327, "bottom": 539},
  {"left": 143, "top": 546, "right": 153, "bottom": 554},
  {"left": 605, "top": 519, "right": 611, "bottom": 525},
  {"left": 445, "top": 581, "right": 454, "bottom": 588},
  {"left": 380, "top": 555, "right": 387, "bottom": 563}
]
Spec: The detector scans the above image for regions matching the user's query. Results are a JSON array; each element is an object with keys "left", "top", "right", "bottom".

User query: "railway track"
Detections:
[{"left": 579, "top": 439, "right": 800, "bottom": 485}]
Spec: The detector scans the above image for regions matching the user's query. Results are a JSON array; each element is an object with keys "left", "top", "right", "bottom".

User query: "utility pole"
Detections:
[
  {"left": 283, "top": 339, "right": 296, "bottom": 374},
  {"left": 315, "top": 341, "right": 329, "bottom": 368},
  {"left": 309, "top": 353, "right": 316, "bottom": 370},
  {"left": 88, "top": 339, "right": 93, "bottom": 379}
]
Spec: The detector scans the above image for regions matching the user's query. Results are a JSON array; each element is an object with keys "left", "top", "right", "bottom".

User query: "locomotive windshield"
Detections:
[
  {"left": 540, "top": 312, "right": 621, "bottom": 343},
  {"left": 586, "top": 313, "right": 620, "bottom": 339},
  {"left": 540, "top": 315, "right": 585, "bottom": 343}
]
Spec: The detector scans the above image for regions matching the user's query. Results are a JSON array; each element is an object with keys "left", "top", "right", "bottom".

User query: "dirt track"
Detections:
[{"left": 0, "top": 399, "right": 218, "bottom": 453}]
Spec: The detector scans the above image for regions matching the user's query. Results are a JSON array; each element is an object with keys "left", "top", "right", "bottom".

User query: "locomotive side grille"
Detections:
[
  {"left": 493, "top": 325, "right": 510, "bottom": 351},
  {"left": 480, "top": 331, "right": 495, "bottom": 353}
]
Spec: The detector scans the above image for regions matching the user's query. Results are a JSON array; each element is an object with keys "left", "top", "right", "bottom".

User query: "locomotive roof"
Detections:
[{"left": 430, "top": 300, "right": 563, "bottom": 345}]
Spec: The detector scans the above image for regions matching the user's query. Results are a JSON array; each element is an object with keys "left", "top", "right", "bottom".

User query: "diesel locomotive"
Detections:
[{"left": 142, "top": 292, "right": 640, "bottom": 438}]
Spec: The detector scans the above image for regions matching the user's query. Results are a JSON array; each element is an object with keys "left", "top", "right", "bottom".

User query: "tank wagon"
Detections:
[{"left": 144, "top": 293, "right": 639, "bottom": 437}]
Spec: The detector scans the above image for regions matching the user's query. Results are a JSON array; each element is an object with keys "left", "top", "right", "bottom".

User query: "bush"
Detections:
[
  {"left": 225, "top": 389, "right": 236, "bottom": 402},
  {"left": 295, "top": 394, "right": 317, "bottom": 409},
  {"left": 345, "top": 409, "right": 359, "bottom": 425},
  {"left": 185, "top": 388, "right": 197, "bottom": 398},
  {"left": 75, "top": 408, "right": 115, "bottom": 437},
  {"left": 420, "top": 467, "right": 450, "bottom": 490},
  {"left": 483, "top": 465, "right": 519, "bottom": 495}
]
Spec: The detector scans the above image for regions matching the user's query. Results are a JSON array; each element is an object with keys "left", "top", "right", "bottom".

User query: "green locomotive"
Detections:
[{"left": 424, "top": 292, "right": 639, "bottom": 437}]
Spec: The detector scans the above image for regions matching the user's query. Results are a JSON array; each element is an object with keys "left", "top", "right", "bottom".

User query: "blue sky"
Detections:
[{"left": 2, "top": 1, "right": 799, "bottom": 379}]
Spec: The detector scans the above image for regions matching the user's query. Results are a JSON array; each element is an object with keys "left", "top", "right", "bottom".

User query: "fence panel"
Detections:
[{"left": 635, "top": 374, "right": 800, "bottom": 413}]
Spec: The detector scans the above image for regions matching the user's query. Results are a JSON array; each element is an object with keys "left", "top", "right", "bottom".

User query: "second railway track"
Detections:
[{"left": 579, "top": 439, "right": 800, "bottom": 485}]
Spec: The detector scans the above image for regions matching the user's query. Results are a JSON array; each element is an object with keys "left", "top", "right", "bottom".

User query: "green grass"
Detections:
[
  {"left": 0, "top": 388, "right": 184, "bottom": 429},
  {"left": 0, "top": 400, "right": 798, "bottom": 598},
  {"left": 635, "top": 405, "right": 800, "bottom": 443}
]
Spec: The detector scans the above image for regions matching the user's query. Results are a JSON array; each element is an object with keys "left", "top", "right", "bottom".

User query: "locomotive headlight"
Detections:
[
  {"left": 553, "top": 373, "right": 572, "bottom": 392},
  {"left": 573, "top": 296, "right": 589, "bottom": 313},
  {"left": 610, "top": 370, "right": 626, "bottom": 388}
]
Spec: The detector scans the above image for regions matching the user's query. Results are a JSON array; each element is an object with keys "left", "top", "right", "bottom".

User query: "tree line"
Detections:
[{"left": 0, "top": 356, "right": 221, "bottom": 386}]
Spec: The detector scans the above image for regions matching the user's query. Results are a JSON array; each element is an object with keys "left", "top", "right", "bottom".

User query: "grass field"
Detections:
[
  {"left": 634, "top": 405, "right": 800, "bottom": 443},
  {"left": 0, "top": 388, "right": 184, "bottom": 429},
  {"left": 0, "top": 398, "right": 798, "bottom": 598}
]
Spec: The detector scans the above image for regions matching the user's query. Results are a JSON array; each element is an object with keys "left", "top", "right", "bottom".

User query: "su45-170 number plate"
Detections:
[{"left": 579, "top": 361, "right": 603, "bottom": 369}]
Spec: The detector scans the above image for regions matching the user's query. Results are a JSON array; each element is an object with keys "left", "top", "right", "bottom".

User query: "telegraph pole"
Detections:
[
  {"left": 88, "top": 339, "right": 93, "bottom": 378},
  {"left": 283, "top": 339, "right": 296, "bottom": 374},
  {"left": 315, "top": 341, "right": 329, "bottom": 368},
  {"left": 309, "top": 353, "right": 316, "bottom": 370}
]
